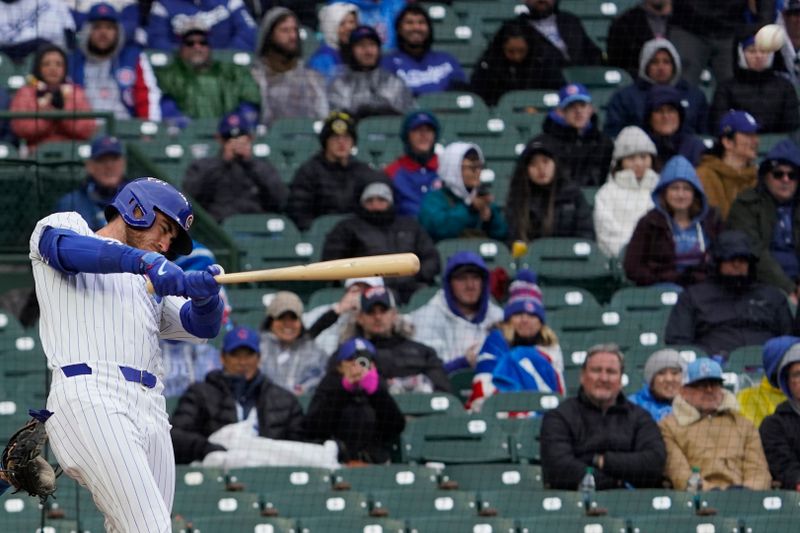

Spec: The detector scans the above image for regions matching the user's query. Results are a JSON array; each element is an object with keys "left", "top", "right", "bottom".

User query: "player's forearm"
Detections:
[
  {"left": 39, "top": 227, "right": 147, "bottom": 275},
  {"left": 179, "top": 297, "right": 224, "bottom": 339}
]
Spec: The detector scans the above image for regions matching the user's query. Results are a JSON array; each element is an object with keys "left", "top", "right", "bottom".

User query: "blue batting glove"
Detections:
[
  {"left": 141, "top": 252, "right": 187, "bottom": 297},
  {"left": 184, "top": 264, "right": 221, "bottom": 300}
]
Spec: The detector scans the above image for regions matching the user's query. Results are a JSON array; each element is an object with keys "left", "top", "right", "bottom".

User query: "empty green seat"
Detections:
[
  {"left": 401, "top": 416, "right": 513, "bottom": 464},
  {"left": 441, "top": 463, "right": 543, "bottom": 491},
  {"left": 448, "top": 368, "right": 475, "bottom": 405},
  {"left": 222, "top": 214, "right": 315, "bottom": 270},
  {"left": 400, "top": 285, "right": 440, "bottom": 313},
  {"left": 504, "top": 417, "right": 541, "bottom": 463},
  {"left": 225, "top": 287, "right": 276, "bottom": 313},
  {"left": 307, "top": 287, "right": 344, "bottom": 310},
  {"left": 697, "top": 491, "right": 800, "bottom": 519},
  {"left": 435, "top": 40, "right": 486, "bottom": 69},
  {"left": 171, "top": 490, "right": 262, "bottom": 520},
  {"left": 542, "top": 286, "right": 601, "bottom": 312},
  {"left": 726, "top": 345, "right": 764, "bottom": 373},
  {"left": 609, "top": 286, "right": 680, "bottom": 314},
  {"left": 518, "top": 515, "right": 629, "bottom": 533},
  {"left": 594, "top": 489, "right": 695, "bottom": 518},
  {"left": 477, "top": 490, "right": 584, "bottom": 518},
  {"left": 407, "top": 516, "right": 517, "bottom": 533},
  {"left": 417, "top": 92, "right": 489, "bottom": 117},
  {"left": 392, "top": 392, "right": 465, "bottom": 417},
  {"left": 331, "top": 464, "right": 440, "bottom": 492},
  {"left": 114, "top": 118, "right": 166, "bottom": 141},
  {"left": 259, "top": 490, "right": 369, "bottom": 519},
  {"left": 522, "top": 238, "right": 615, "bottom": 301},
  {"left": 186, "top": 515, "right": 296, "bottom": 533},
  {"left": 562, "top": 66, "right": 633, "bottom": 89},
  {"left": 739, "top": 515, "right": 798, "bottom": 533},
  {"left": 298, "top": 516, "right": 406, "bottom": 533},
  {"left": 440, "top": 113, "right": 508, "bottom": 140},
  {"left": 225, "top": 467, "right": 333, "bottom": 493},
  {"left": 627, "top": 515, "right": 741, "bottom": 533},
  {"left": 369, "top": 489, "right": 478, "bottom": 519},
  {"left": 35, "top": 141, "right": 90, "bottom": 162},
  {"left": 435, "top": 238, "right": 512, "bottom": 270},
  {"left": 482, "top": 391, "right": 562, "bottom": 419}
]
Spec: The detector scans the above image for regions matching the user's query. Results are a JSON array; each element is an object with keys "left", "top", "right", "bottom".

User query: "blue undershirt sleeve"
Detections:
[
  {"left": 179, "top": 296, "right": 224, "bottom": 339},
  {"left": 39, "top": 227, "right": 146, "bottom": 275}
]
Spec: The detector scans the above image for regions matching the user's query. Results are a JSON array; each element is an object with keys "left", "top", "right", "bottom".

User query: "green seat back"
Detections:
[
  {"left": 370, "top": 489, "right": 478, "bottom": 519},
  {"left": 481, "top": 391, "right": 563, "bottom": 419},
  {"left": 441, "top": 463, "right": 544, "bottom": 491},
  {"left": 392, "top": 392, "right": 465, "bottom": 417},
  {"left": 225, "top": 467, "right": 333, "bottom": 493},
  {"left": 259, "top": 490, "right": 369, "bottom": 518},
  {"left": 297, "top": 516, "right": 405, "bottom": 533},
  {"left": 477, "top": 490, "right": 585, "bottom": 518},
  {"left": 330, "top": 464, "right": 440, "bottom": 492},
  {"left": 401, "top": 416, "right": 513, "bottom": 464}
]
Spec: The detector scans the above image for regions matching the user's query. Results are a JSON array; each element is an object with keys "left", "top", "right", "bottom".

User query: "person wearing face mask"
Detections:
[
  {"left": 606, "top": 0, "right": 672, "bottom": 77},
  {"left": 418, "top": 142, "right": 508, "bottom": 241},
  {"left": 665, "top": 230, "right": 793, "bottom": 356},
  {"left": 594, "top": 126, "right": 660, "bottom": 258},
  {"left": 629, "top": 349, "right": 686, "bottom": 422},
  {"left": 624, "top": 155, "right": 721, "bottom": 287},
  {"left": 711, "top": 26, "right": 800, "bottom": 134},
  {"left": 308, "top": 2, "right": 359, "bottom": 82},
  {"left": 506, "top": 138, "right": 594, "bottom": 243}
]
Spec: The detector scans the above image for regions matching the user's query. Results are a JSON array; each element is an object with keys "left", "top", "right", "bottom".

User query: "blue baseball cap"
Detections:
[
  {"left": 336, "top": 337, "right": 376, "bottom": 362},
  {"left": 684, "top": 357, "right": 724, "bottom": 385},
  {"left": 558, "top": 83, "right": 592, "bottom": 109},
  {"left": 360, "top": 286, "right": 396, "bottom": 312},
  {"left": 223, "top": 326, "right": 260, "bottom": 354},
  {"left": 88, "top": 2, "right": 119, "bottom": 22},
  {"left": 349, "top": 25, "right": 382, "bottom": 46},
  {"left": 218, "top": 112, "right": 254, "bottom": 139},
  {"left": 90, "top": 135, "right": 123, "bottom": 159},
  {"left": 718, "top": 110, "right": 759, "bottom": 136}
]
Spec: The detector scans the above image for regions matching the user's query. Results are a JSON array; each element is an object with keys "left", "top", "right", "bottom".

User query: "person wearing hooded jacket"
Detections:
[
  {"left": 329, "top": 24, "right": 414, "bottom": 120},
  {"left": 644, "top": 85, "right": 706, "bottom": 170},
  {"left": 605, "top": 0, "right": 671, "bottom": 77},
  {"left": 505, "top": 138, "right": 594, "bottom": 243},
  {"left": 385, "top": 110, "right": 440, "bottom": 216},
  {"left": 711, "top": 27, "right": 800, "bottom": 134},
  {"left": 409, "top": 251, "right": 504, "bottom": 371},
  {"left": 321, "top": 177, "right": 440, "bottom": 304},
  {"left": 307, "top": 2, "right": 359, "bottom": 82},
  {"left": 380, "top": 4, "right": 465, "bottom": 96},
  {"left": 418, "top": 142, "right": 508, "bottom": 242},
  {"left": 604, "top": 38, "right": 709, "bottom": 138},
  {"left": 738, "top": 336, "right": 790, "bottom": 428},
  {"left": 624, "top": 155, "right": 721, "bottom": 287},
  {"left": 664, "top": 230, "right": 793, "bottom": 355},
  {"left": 594, "top": 126, "right": 660, "bottom": 258},
  {"left": 728, "top": 139, "right": 800, "bottom": 298},
  {"left": 760, "top": 336, "right": 800, "bottom": 489},
  {"left": 345, "top": 0, "right": 406, "bottom": 50},
  {"left": 68, "top": 3, "right": 161, "bottom": 120},
  {"left": 250, "top": 7, "right": 328, "bottom": 126}
]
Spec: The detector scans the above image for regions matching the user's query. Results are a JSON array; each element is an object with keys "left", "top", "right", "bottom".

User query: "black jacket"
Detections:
[
  {"left": 540, "top": 389, "right": 666, "bottom": 490},
  {"left": 369, "top": 330, "right": 451, "bottom": 393},
  {"left": 182, "top": 155, "right": 287, "bottom": 222},
  {"left": 760, "top": 401, "right": 800, "bottom": 490},
  {"left": 321, "top": 206, "right": 440, "bottom": 304},
  {"left": 534, "top": 115, "right": 614, "bottom": 187},
  {"left": 671, "top": 0, "right": 768, "bottom": 39},
  {"left": 286, "top": 153, "right": 382, "bottom": 231},
  {"left": 605, "top": 6, "right": 656, "bottom": 77},
  {"left": 302, "top": 370, "right": 406, "bottom": 463},
  {"left": 506, "top": 177, "right": 595, "bottom": 242},
  {"left": 170, "top": 370, "right": 304, "bottom": 464},
  {"left": 664, "top": 277, "right": 793, "bottom": 356}
]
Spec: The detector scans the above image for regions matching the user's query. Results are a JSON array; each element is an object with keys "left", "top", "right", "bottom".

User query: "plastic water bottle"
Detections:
[
  {"left": 579, "top": 466, "right": 597, "bottom": 512},
  {"left": 686, "top": 466, "right": 703, "bottom": 510}
]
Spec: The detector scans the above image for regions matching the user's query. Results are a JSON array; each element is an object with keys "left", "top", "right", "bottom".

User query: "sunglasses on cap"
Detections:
[
  {"left": 183, "top": 37, "right": 209, "bottom": 48},
  {"left": 769, "top": 169, "right": 800, "bottom": 181}
]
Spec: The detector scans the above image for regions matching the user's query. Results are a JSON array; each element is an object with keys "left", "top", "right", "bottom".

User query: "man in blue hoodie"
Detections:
[
  {"left": 409, "top": 251, "right": 503, "bottom": 373},
  {"left": 729, "top": 139, "right": 800, "bottom": 303}
]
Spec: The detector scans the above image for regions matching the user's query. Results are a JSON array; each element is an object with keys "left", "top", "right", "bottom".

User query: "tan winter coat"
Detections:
[
  {"left": 696, "top": 154, "right": 757, "bottom": 220},
  {"left": 659, "top": 389, "right": 771, "bottom": 490}
]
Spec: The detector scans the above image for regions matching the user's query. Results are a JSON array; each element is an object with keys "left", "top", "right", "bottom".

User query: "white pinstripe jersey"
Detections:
[{"left": 29, "top": 212, "right": 204, "bottom": 376}]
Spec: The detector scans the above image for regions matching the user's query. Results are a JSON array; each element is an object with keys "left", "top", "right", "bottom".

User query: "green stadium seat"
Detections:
[
  {"left": 481, "top": 391, "right": 562, "bottom": 419},
  {"left": 222, "top": 214, "right": 315, "bottom": 270},
  {"left": 0, "top": 52, "right": 16, "bottom": 88},
  {"left": 562, "top": 66, "right": 633, "bottom": 89},
  {"left": 35, "top": 141, "right": 91, "bottom": 162},
  {"left": 391, "top": 392, "right": 465, "bottom": 417},
  {"left": 593, "top": 489, "right": 695, "bottom": 518},
  {"left": 609, "top": 286, "right": 681, "bottom": 314},
  {"left": 542, "top": 286, "right": 601, "bottom": 312},
  {"left": 496, "top": 89, "right": 561, "bottom": 116},
  {"left": 435, "top": 238, "right": 512, "bottom": 270},
  {"left": 225, "top": 467, "right": 333, "bottom": 493},
  {"left": 172, "top": 466, "right": 225, "bottom": 494},
  {"left": 407, "top": 516, "right": 517, "bottom": 533},
  {"left": 440, "top": 113, "right": 509, "bottom": 140},
  {"left": 331, "top": 464, "right": 440, "bottom": 492},
  {"left": 114, "top": 119, "right": 166, "bottom": 141},
  {"left": 739, "top": 515, "right": 798, "bottom": 533},
  {"left": 758, "top": 134, "right": 785, "bottom": 157},
  {"left": 476, "top": 490, "right": 585, "bottom": 518},
  {"left": 417, "top": 92, "right": 489, "bottom": 117},
  {"left": 400, "top": 416, "right": 513, "bottom": 464},
  {"left": 400, "top": 285, "right": 440, "bottom": 313},
  {"left": 145, "top": 49, "right": 173, "bottom": 69},
  {"left": 448, "top": 368, "right": 475, "bottom": 404},
  {"left": 259, "top": 490, "right": 369, "bottom": 519},
  {"left": 478, "top": 134, "right": 527, "bottom": 163},
  {"left": 505, "top": 417, "right": 541, "bottom": 463},
  {"left": 212, "top": 49, "right": 255, "bottom": 68},
  {"left": 225, "top": 287, "right": 276, "bottom": 313},
  {"left": 435, "top": 40, "right": 487, "bottom": 69},
  {"left": 697, "top": 491, "right": 800, "bottom": 519},
  {"left": 0, "top": 310, "right": 24, "bottom": 338},
  {"left": 627, "top": 515, "right": 741, "bottom": 533},
  {"left": 298, "top": 516, "right": 406, "bottom": 533},
  {"left": 441, "top": 463, "right": 544, "bottom": 491},
  {"left": 0, "top": 142, "right": 17, "bottom": 159},
  {"left": 452, "top": 3, "right": 523, "bottom": 40},
  {"left": 304, "top": 214, "right": 348, "bottom": 253},
  {"left": 134, "top": 141, "right": 189, "bottom": 182},
  {"left": 369, "top": 489, "right": 478, "bottom": 519},
  {"left": 186, "top": 515, "right": 296, "bottom": 533},
  {"left": 307, "top": 286, "right": 344, "bottom": 310},
  {"left": 518, "top": 515, "right": 629, "bottom": 533},
  {"left": 726, "top": 345, "right": 764, "bottom": 373},
  {"left": 426, "top": 3, "right": 477, "bottom": 44}
]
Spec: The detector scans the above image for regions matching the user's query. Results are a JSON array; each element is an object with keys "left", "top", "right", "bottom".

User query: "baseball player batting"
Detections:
[{"left": 29, "top": 177, "right": 224, "bottom": 532}]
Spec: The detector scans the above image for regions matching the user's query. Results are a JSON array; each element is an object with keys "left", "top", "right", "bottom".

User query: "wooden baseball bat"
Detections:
[{"left": 146, "top": 253, "right": 420, "bottom": 293}]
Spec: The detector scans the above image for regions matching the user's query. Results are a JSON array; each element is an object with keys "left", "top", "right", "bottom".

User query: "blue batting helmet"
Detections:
[{"left": 105, "top": 177, "right": 194, "bottom": 258}]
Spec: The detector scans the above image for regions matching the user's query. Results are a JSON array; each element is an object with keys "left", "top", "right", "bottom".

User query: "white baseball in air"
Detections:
[{"left": 755, "top": 24, "right": 786, "bottom": 52}]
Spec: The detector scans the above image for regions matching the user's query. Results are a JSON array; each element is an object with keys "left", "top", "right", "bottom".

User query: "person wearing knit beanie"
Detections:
[
  {"left": 594, "top": 126, "right": 659, "bottom": 258},
  {"left": 629, "top": 348, "right": 685, "bottom": 421}
]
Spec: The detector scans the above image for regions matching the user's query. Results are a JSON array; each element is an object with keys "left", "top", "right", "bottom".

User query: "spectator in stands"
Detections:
[
  {"left": 182, "top": 111, "right": 286, "bottom": 222},
  {"left": 67, "top": 0, "right": 141, "bottom": 47},
  {"left": 696, "top": 110, "right": 758, "bottom": 220},
  {"left": 155, "top": 22, "right": 261, "bottom": 123},
  {"left": 286, "top": 111, "right": 383, "bottom": 231},
  {"left": 506, "top": 138, "right": 594, "bottom": 243},
  {"left": 380, "top": 5, "right": 465, "bottom": 96},
  {"left": 385, "top": 110, "right": 441, "bottom": 217},
  {"left": 251, "top": 7, "right": 328, "bottom": 126},
  {"left": 665, "top": 230, "right": 793, "bottom": 355},
  {"left": 348, "top": 0, "right": 406, "bottom": 50},
  {"left": 540, "top": 343, "right": 667, "bottom": 490},
  {"left": 410, "top": 251, "right": 504, "bottom": 371},
  {"left": 605, "top": 38, "right": 709, "bottom": 138},
  {"left": 668, "top": 0, "right": 771, "bottom": 85},
  {"left": 468, "top": 270, "right": 564, "bottom": 412},
  {"left": 629, "top": 349, "right": 685, "bottom": 422},
  {"left": 660, "top": 357, "right": 772, "bottom": 490},
  {"left": 308, "top": 2, "right": 359, "bottom": 82},
  {"left": 0, "top": 0, "right": 75, "bottom": 62},
  {"left": 171, "top": 326, "right": 305, "bottom": 464},
  {"left": 145, "top": 0, "right": 257, "bottom": 51},
  {"left": 644, "top": 85, "right": 706, "bottom": 169},
  {"left": 303, "top": 337, "right": 406, "bottom": 464},
  {"left": 533, "top": 83, "right": 614, "bottom": 187},
  {"left": 54, "top": 135, "right": 127, "bottom": 230},
  {"left": 329, "top": 25, "right": 414, "bottom": 119},
  {"left": 760, "top": 337, "right": 800, "bottom": 489},
  {"left": 778, "top": 0, "right": 800, "bottom": 86},
  {"left": 728, "top": 139, "right": 800, "bottom": 300},
  {"left": 322, "top": 177, "right": 440, "bottom": 304},
  {"left": 711, "top": 27, "right": 800, "bottom": 134},
  {"left": 594, "top": 126, "right": 659, "bottom": 258},
  {"left": 68, "top": 3, "right": 161, "bottom": 121},
  {"left": 259, "top": 291, "right": 328, "bottom": 395},
  {"left": 518, "top": 0, "right": 602, "bottom": 88},
  {"left": 606, "top": 0, "right": 672, "bottom": 77},
  {"left": 738, "top": 336, "right": 791, "bottom": 428},
  {"left": 242, "top": 0, "right": 318, "bottom": 27},
  {"left": 343, "top": 286, "right": 451, "bottom": 392},
  {"left": 304, "top": 276, "right": 385, "bottom": 357},
  {"left": 624, "top": 155, "right": 721, "bottom": 287},
  {"left": 10, "top": 45, "right": 96, "bottom": 151},
  {"left": 418, "top": 142, "right": 508, "bottom": 241}
]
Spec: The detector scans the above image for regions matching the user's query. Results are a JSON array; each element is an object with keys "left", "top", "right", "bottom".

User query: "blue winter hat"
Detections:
[
  {"left": 218, "top": 112, "right": 254, "bottom": 139},
  {"left": 88, "top": 2, "right": 119, "bottom": 22},
  {"left": 761, "top": 139, "right": 800, "bottom": 171},
  {"left": 404, "top": 110, "right": 440, "bottom": 135},
  {"left": 558, "top": 83, "right": 591, "bottom": 109},
  {"left": 336, "top": 337, "right": 376, "bottom": 361},
  {"left": 763, "top": 336, "right": 800, "bottom": 387},
  {"left": 223, "top": 326, "right": 260, "bottom": 354},
  {"left": 349, "top": 25, "right": 382, "bottom": 46},
  {"left": 718, "top": 110, "right": 759, "bottom": 136},
  {"left": 684, "top": 357, "right": 724, "bottom": 385},
  {"left": 90, "top": 135, "right": 123, "bottom": 159}
]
